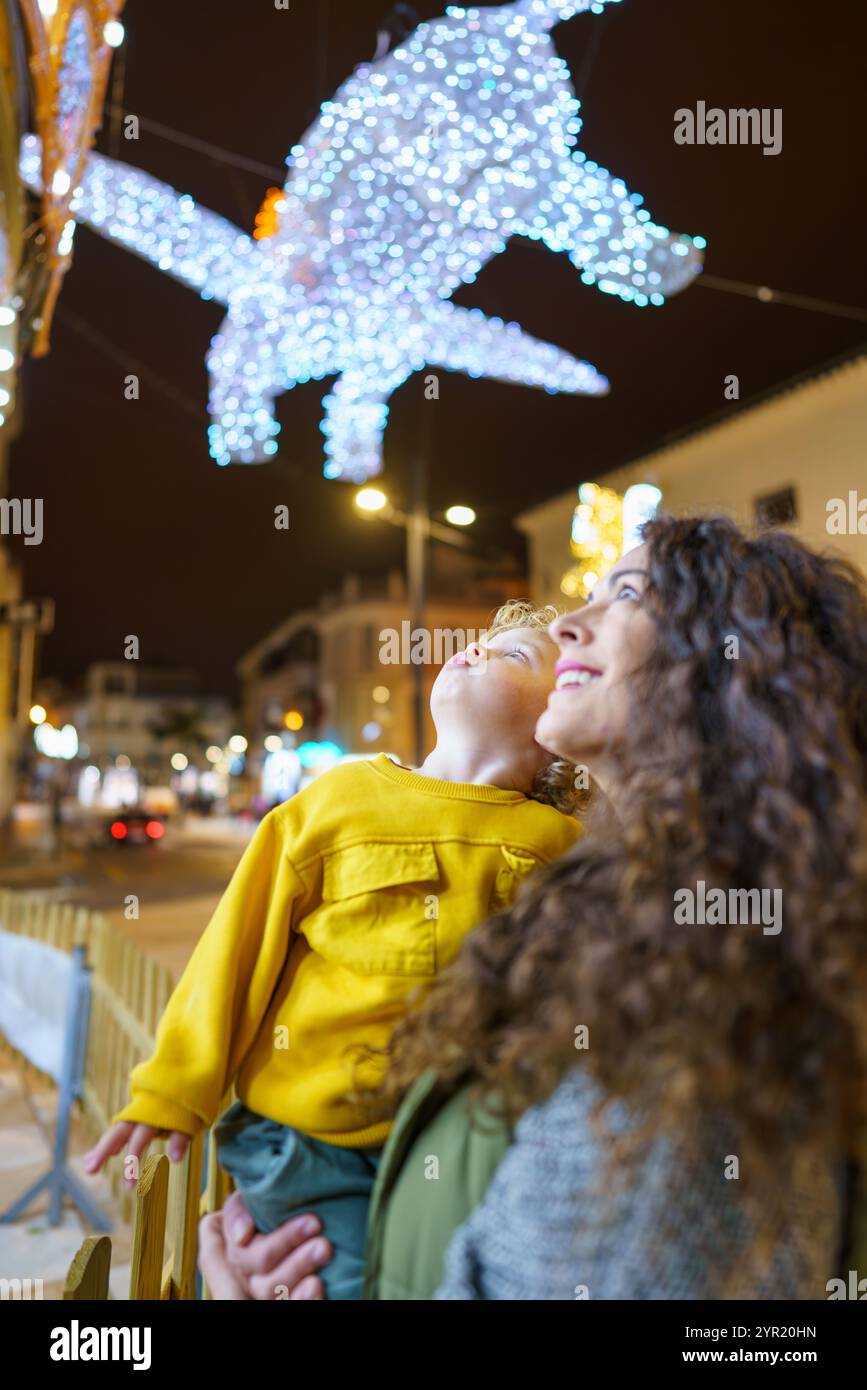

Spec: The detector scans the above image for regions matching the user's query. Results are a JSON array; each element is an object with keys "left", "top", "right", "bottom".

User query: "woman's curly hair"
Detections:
[{"left": 381, "top": 514, "right": 867, "bottom": 1283}]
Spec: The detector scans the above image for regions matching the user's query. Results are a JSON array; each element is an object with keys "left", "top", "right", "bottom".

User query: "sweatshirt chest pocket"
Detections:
[
  {"left": 489, "top": 846, "right": 542, "bottom": 915},
  {"left": 311, "top": 843, "right": 441, "bottom": 976}
]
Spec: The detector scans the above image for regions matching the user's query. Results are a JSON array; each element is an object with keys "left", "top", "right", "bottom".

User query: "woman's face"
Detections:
[{"left": 535, "top": 545, "right": 658, "bottom": 768}]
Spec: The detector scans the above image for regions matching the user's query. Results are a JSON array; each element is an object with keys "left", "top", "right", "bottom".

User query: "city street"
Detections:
[{"left": 0, "top": 817, "right": 254, "bottom": 980}]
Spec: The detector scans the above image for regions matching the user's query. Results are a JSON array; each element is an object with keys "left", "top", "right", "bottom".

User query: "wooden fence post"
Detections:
[
  {"left": 64, "top": 1235, "right": 112, "bottom": 1300},
  {"left": 130, "top": 1154, "right": 170, "bottom": 1301}
]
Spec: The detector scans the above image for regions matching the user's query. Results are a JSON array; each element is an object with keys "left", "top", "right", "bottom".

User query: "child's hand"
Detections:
[{"left": 84, "top": 1122, "right": 191, "bottom": 1188}]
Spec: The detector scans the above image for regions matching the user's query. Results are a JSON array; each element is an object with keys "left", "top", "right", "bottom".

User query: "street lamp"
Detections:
[
  {"left": 353, "top": 487, "right": 476, "bottom": 765},
  {"left": 444, "top": 505, "right": 476, "bottom": 527},
  {"left": 353, "top": 487, "right": 476, "bottom": 549},
  {"left": 355, "top": 487, "right": 390, "bottom": 515}
]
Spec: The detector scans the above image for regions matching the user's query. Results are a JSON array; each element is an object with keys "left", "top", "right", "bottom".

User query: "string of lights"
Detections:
[
  {"left": 54, "top": 304, "right": 310, "bottom": 484},
  {"left": 103, "top": 104, "right": 286, "bottom": 184},
  {"left": 696, "top": 274, "right": 867, "bottom": 325},
  {"left": 54, "top": 304, "right": 204, "bottom": 422}
]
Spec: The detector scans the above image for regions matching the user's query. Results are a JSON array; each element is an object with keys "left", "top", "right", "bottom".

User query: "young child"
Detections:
[{"left": 85, "top": 602, "right": 582, "bottom": 1298}]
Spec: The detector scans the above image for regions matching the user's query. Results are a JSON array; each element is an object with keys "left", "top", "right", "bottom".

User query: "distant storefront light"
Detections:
[
  {"left": 297, "top": 740, "right": 342, "bottom": 770},
  {"left": 263, "top": 748, "right": 302, "bottom": 801},
  {"left": 34, "top": 722, "right": 78, "bottom": 760},
  {"left": 78, "top": 765, "right": 100, "bottom": 808},
  {"left": 101, "top": 767, "right": 139, "bottom": 810}
]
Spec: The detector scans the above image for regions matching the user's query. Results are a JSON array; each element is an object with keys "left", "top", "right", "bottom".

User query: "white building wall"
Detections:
[{"left": 517, "top": 354, "right": 867, "bottom": 609}]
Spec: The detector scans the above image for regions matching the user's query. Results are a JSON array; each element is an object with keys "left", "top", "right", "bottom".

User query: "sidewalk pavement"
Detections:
[
  {"left": 0, "top": 1058, "right": 133, "bottom": 1300},
  {"left": 104, "top": 892, "right": 223, "bottom": 980}
]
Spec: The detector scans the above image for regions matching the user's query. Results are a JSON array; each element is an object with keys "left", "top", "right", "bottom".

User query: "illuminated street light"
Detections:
[
  {"left": 264, "top": 734, "right": 283, "bottom": 753},
  {"left": 354, "top": 487, "right": 389, "bottom": 514},
  {"left": 444, "top": 505, "right": 476, "bottom": 527},
  {"left": 229, "top": 734, "right": 248, "bottom": 754},
  {"left": 103, "top": 19, "right": 125, "bottom": 47},
  {"left": 283, "top": 711, "right": 304, "bottom": 732},
  {"left": 353, "top": 474, "right": 479, "bottom": 768},
  {"left": 206, "top": 745, "right": 223, "bottom": 762},
  {"left": 171, "top": 753, "right": 189, "bottom": 771},
  {"left": 29, "top": 704, "right": 47, "bottom": 725}
]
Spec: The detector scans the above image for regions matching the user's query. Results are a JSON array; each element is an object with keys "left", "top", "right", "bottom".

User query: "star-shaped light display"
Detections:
[{"left": 21, "top": 0, "right": 704, "bottom": 480}]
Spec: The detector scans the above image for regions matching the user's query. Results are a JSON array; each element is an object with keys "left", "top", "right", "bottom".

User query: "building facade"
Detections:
[
  {"left": 516, "top": 350, "right": 867, "bottom": 607},
  {"left": 68, "top": 664, "right": 233, "bottom": 779},
  {"left": 238, "top": 549, "right": 527, "bottom": 772}
]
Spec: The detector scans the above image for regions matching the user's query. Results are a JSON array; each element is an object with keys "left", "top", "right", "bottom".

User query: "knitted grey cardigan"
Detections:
[{"left": 435, "top": 1069, "right": 844, "bottom": 1300}]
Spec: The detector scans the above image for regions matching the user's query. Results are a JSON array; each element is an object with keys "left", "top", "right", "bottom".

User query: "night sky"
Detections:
[{"left": 8, "top": 0, "right": 867, "bottom": 698}]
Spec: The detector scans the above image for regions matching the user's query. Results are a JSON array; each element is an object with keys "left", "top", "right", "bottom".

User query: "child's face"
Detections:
[{"left": 431, "top": 625, "right": 559, "bottom": 775}]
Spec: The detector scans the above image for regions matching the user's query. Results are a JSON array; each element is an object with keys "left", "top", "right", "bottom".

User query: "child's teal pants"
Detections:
[{"left": 214, "top": 1101, "right": 381, "bottom": 1301}]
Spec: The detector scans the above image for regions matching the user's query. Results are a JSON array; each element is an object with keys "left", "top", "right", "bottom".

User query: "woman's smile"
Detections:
[{"left": 552, "top": 660, "right": 603, "bottom": 692}]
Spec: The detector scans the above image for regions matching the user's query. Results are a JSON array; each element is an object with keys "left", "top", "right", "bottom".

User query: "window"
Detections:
[{"left": 755, "top": 486, "right": 797, "bottom": 530}]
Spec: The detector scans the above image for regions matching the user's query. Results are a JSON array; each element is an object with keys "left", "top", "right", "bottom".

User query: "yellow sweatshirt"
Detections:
[{"left": 112, "top": 754, "right": 580, "bottom": 1147}]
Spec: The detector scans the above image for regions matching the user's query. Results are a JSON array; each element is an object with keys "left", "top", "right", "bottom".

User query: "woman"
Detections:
[{"left": 199, "top": 514, "right": 867, "bottom": 1299}]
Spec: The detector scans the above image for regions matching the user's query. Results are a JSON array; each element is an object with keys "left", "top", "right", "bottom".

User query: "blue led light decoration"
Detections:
[{"left": 20, "top": 0, "right": 704, "bottom": 479}]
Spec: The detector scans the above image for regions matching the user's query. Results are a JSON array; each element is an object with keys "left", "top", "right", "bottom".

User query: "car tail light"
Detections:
[
  {"left": 110, "top": 821, "right": 128, "bottom": 840},
  {"left": 145, "top": 820, "right": 165, "bottom": 840}
]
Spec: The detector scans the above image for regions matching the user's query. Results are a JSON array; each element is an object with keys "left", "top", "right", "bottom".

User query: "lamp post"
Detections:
[{"left": 353, "top": 489, "right": 476, "bottom": 766}]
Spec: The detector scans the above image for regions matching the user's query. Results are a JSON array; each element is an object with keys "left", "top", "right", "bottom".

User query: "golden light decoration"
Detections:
[
  {"left": 0, "top": 12, "right": 24, "bottom": 300},
  {"left": 18, "top": 0, "right": 126, "bottom": 354},
  {"left": 561, "top": 481, "right": 663, "bottom": 598},
  {"left": 253, "top": 187, "right": 284, "bottom": 241}
]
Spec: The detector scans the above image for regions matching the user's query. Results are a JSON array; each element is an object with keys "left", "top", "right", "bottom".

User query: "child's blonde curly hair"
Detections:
[{"left": 481, "top": 599, "right": 587, "bottom": 817}]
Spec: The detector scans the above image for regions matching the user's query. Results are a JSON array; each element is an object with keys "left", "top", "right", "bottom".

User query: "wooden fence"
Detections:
[{"left": 0, "top": 889, "right": 232, "bottom": 1299}]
